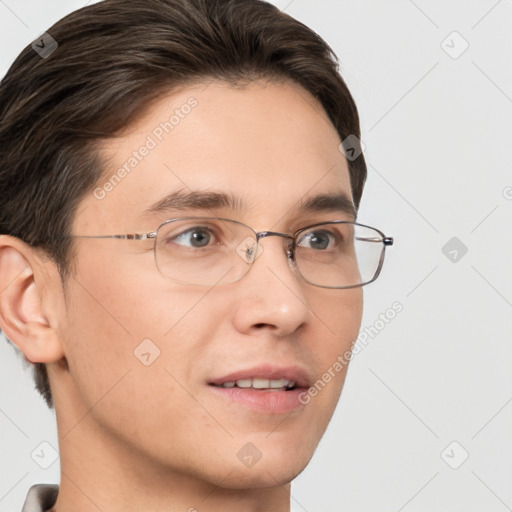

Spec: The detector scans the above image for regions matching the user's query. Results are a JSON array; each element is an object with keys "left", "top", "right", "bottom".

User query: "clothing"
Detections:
[{"left": 21, "top": 484, "right": 59, "bottom": 512}]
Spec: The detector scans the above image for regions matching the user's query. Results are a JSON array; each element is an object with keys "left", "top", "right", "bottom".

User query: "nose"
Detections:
[{"left": 230, "top": 233, "right": 312, "bottom": 338}]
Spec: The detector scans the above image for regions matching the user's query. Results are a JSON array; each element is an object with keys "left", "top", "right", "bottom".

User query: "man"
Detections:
[{"left": 0, "top": 1, "right": 393, "bottom": 511}]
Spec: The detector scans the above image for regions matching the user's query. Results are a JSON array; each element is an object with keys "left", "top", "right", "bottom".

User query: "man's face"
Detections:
[{"left": 51, "top": 79, "right": 363, "bottom": 487}]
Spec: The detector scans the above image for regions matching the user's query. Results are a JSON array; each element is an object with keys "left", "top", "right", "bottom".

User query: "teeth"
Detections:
[
  {"left": 236, "top": 379, "right": 253, "bottom": 388},
  {"left": 269, "top": 379, "right": 287, "bottom": 388},
  {"left": 219, "top": 378, "right": 295, "bottom": 389},
  {"left": 252, "top": 378, "right": 269, "bottom": 389}
]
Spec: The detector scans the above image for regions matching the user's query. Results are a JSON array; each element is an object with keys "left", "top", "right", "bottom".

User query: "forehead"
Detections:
[{"left": 76, "top": 79, "right": 353, "bottom": 232}]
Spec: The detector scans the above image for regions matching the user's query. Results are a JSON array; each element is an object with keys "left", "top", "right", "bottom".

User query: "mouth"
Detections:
[
  {"left": 210, "top": 378, "right": 297, "bottom": 391},
  {"left": 207, "top": 365, "right": 310, "bottom": 414}
]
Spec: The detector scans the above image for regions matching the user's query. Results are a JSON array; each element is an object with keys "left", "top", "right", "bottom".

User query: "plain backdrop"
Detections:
[{"left": 1, "top": 1, "right": 511, "bottom": 511}]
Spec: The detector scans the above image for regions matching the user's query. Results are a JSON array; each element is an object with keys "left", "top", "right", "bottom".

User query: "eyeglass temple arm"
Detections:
[
  {"left": 355, "top": 236, "right": 394, "bottom": 246},
  {"left": 70, "top": 233, "right": 157, "bottom": 240}
]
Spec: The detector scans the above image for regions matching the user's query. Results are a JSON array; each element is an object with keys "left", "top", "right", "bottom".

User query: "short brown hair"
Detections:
[{"left": 0, "top": 0, "right": 367, "bottom": 409}]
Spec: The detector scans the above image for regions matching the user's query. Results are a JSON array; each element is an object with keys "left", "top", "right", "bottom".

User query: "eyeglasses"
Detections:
[{"left": 71, "top": 217, "right": 393, "bottom": 289}]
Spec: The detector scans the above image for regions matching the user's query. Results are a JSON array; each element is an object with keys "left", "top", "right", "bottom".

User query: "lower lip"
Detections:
[{"left": 208, "top": 385, "right": 306, "bottom": 414}]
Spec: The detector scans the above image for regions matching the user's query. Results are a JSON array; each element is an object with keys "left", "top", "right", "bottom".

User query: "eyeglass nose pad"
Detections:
[{"left": 235, "top": 236, "right": 264, "bottom": 264}]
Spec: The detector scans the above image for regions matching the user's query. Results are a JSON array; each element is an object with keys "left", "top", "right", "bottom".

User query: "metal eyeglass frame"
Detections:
[{"left": 70, "top": 217, "right": 394, "bottom": 289}]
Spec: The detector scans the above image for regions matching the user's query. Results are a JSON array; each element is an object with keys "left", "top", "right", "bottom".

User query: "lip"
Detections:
[{"left": 207, "top": 364, "right": 311, "bottom": 414}]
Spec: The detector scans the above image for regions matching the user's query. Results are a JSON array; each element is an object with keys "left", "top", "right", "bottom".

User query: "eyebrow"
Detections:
[
  {"left": 298, "top": 191, "right": 356, "bottom": 219},
  {"left": 142, "top": 188, "right": 356, "bottom": 220}
]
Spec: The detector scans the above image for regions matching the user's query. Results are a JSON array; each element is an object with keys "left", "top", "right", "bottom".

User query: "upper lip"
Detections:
[{"left": 208, "top": 364, "right": 311, "bottom": 388}]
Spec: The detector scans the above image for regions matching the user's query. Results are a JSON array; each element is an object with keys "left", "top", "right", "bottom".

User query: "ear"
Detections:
[{"left": 0, "top": 235, "right": 64, "bottom": 364}]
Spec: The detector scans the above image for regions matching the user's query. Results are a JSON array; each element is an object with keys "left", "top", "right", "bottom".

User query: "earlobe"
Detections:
[{"left": 0, "top": 236, "right": 64, "bottom": 364}]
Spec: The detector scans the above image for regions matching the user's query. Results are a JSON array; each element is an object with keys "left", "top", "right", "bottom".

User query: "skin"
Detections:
[{"left": 0, "top": 79, "right": 363, "bottom": 512}]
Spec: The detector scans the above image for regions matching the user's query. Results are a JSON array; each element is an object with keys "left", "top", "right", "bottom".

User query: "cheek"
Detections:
[
  {"left": 58, "top": 263, "right": 238, "bottom": 473},
  {"left": 309, "top": 287, "right": 363, "bottom": 350},
  {"left": 60, "top": 249, "right": 222, "bottom": 406},
  {"left": 329, "top": 287, "right": 364, "bottom": 374},
  {"left": 303, "top": 287, "right": 363, "bottom": 406}
]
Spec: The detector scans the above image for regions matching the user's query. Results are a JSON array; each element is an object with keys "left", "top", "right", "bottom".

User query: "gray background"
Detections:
[{"left": 1, "top": 1, "right": 511, "bottom": 511}]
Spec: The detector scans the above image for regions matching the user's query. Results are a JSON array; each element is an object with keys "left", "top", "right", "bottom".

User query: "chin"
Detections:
[
  {"left": 209, "top": 435, "right": 317, "bottom": 489},
  {"left": 215, "top": 457, "right": 310, "bottom": 490}
]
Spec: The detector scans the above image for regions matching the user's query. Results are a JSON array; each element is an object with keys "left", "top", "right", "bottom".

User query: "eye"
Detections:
[
  {"left": 297, "top": 229, "right": 337, "bottom": 250},
  {"left": 173, "top": 227, "right": 216, "bottom": 248}
]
